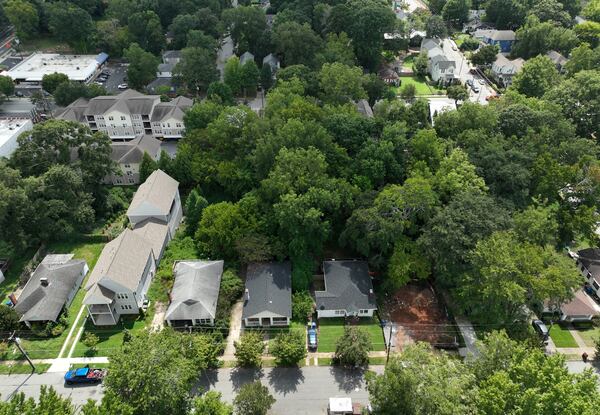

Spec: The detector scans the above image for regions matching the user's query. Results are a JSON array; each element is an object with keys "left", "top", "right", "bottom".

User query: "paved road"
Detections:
[
  {"left": 0, "top": 366, "right": 383, "bottom": 413},
  {"left": 442, "top": 39, "right": 495, "bottom": 104},
  {"left": 197, "top": 366, "right": 384, "bottom": 414},
  {"left": 0, "top": 372, "right": 103, "bottom": 405}
]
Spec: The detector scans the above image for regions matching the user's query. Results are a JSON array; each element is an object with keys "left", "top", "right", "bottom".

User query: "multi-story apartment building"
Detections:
[{"left": 56, "top": 90, "right": 192, "bottom": 140}]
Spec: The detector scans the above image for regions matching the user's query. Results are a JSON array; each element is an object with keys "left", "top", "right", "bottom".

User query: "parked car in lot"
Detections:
[
  {"left": 466, "top": 79, "right": 474, "bottom": 87},
  {"left": 308, "top": 322, "right": 317, "bottom": 351},
  {"left": 117, "top": 83, "right": 128, "bottom": 89},
  {"left": 471, "top": 84, "right": 480, "bottom": 93},
  {"left": 64, "top": 366, "right": 106, "bottom": 385},
  {"left": 532, "top": 319, "right": 549, "bottom": 340},
  {"left": 478, "top": 79, "right": 485, "bottom": 85}
]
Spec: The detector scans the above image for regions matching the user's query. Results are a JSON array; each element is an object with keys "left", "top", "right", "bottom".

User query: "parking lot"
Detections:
[{"left": 93, "top": 64, "right": 127, "bottom": 93}]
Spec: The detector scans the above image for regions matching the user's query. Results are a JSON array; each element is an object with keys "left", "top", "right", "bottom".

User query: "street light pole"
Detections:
[
  {"left": 9, "top": 332, "right": 35, "bottom": 372},
  {"left": 386, "top": 322, "right": 393, "bottom": 365}
]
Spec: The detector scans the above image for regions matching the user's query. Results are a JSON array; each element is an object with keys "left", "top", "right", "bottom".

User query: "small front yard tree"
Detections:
[
  {"left": 270, "top": 331, "right": 307, "bottom": 366},
  {"left": 413, "top": 52, "right": 429, "bottom": 77},
  {"left": 233, "top": 381, "right": 275, "bottom": 415},
  {"left": 292, "top": 291, "right": 314, "bottom": 323},
  {"left": 471, "top": 45, "right": 499, "bottom": 67},
  {"left": 447, "top": 84, "right": 469, "bottom": 105},
  {"left": 191, "top": 391, "right": 233, "bottom": 415},
  {"left": 334, "top": 326, "right": 372, "bottom": 367},
  {"left": 400, "top": 83, "right": 417, "bottom": 101},
  {"left": 0, "top": 305, "right": 20, "bottom": 332},
  {"left": 234, "top": 331, "right": 265, "bottom": 367},
  {"left": 82, "top": 332, "right": 99, "bottom": 353}
]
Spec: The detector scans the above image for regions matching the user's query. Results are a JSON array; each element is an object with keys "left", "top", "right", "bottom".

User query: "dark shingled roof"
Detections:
[
  {"left": 316, "top": 260, "right": 377, "bottom": 313},
  {"left": 242, "top": 262, "right": 291, "bottom": 319},
  {"left": 15, "top": 259, "right": 86, "bottom": 323},
  {"left": 578, "top": 248, "right": 600, "bottom": 279}
]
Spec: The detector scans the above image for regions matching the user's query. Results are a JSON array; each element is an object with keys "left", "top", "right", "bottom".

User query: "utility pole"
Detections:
[
  {"left": 9, "top": 332, "right": 35, "bottom": 372},
  {"left": 385, "top": 322, "right": 393, "bottom": 365}
]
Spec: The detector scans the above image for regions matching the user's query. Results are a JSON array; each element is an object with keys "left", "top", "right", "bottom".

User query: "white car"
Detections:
[{"left": 117, "top": 83, "right": 128, "bottom": 89}]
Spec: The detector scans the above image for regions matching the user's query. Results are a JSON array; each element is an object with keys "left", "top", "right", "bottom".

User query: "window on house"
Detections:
[
  {"left": 359, "top": 309, "right": 369, "bottom": 314},
  {"left": 176, "top": 123, "right": 182, "bottom": 127},
  {"left": 120, "top": 116, "right": 126, "bottom": 120},
  {"left": 108, "top": 116, "right": 114, "bottom": 120},
  {"left": 334, "top": 310, "right": 345, "bottom": 315},
  {"left": 128, "top": 178, "right": 134, "bottom": 183}
]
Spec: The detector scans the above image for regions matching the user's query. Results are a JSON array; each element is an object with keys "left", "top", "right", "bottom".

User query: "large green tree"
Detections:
[
  {"left": 174, "top": 47, "right": 219, "bottom": 94},
  {"left": 4, "top": 0, "right": 39, "bottom": 39},
  {"left": 273, "top": 21, "right": 323, "bottom": 67},
  {"left": 127, "top": 10, "right": 165, "bottom": 55},
  {"left": 511, "top": 55, "right": 561, "bottom": 98},
  {"left": 47, "top": 2, "right": 94, "bottom": 49},
  {"left": 124, "top": 43, "right": 159, "bottom": 90},
  {"left": 233, "top": 382, "right": 275, "bottom": 415},
  {"left": 318, "top": 62, "right": 366, "bottom": 105},
  {"left": 221, "top": 6, "right": 267, "bottom": 55}
]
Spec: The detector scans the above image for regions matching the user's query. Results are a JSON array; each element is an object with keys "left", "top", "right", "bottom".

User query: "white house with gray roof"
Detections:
[
  {"left": 421, "top": 38, "right": 456, "bottom": 85},
  {"left": 107, "top": 134, "right": 161, "bottom": 185},
  {"left": 491, "top": 53, "right": 525, "bottom": 87},
  {"left": 165, "top": 260, "right": 224, "bottom": 327},
  {"left": 15, "top": 255, "right": 88, "bottom": 328},
  {"left": 126, "top": 169, "right": 182, "bottom": 238},
  {"left": 316, "top": 260, "right": 377, "bottom": 319},
  {"left": 55, "top": 89, "right": 192, "bottom": 140},
  {"left": 83, "top": 229, "right": 156, "bottom": 325},
  {"left": 242, "top": 262, "right": 292, "bottom": 327}
]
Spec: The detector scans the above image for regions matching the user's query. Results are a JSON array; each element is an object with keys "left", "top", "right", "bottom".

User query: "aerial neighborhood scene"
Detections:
[{"left": 0, "top": 0, "right": 599, "bottom": 413}]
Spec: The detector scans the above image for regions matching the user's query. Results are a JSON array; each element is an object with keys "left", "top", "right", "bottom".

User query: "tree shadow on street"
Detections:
[
  {"left": 193, "top": 368, "right": 219, "bottom": 394},
  {"left": 267, "top": 366, "right": 305, "bottom": 396},
  {"left": 229, "top": 366, "right": 264, "bottom": 391},
  {"left": 329, "top": 366, "right": 366, "bottom": 394}
]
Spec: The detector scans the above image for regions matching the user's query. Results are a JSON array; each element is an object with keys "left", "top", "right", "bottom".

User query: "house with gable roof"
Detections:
[
  {"left": 242, "top": 262, "right": 292, "bottom": 327},
  {"left": 315, "top": 260, "right": 377, "bottom": 318},
  {"left": 165, "top": 260, "right": 224, "bottom": 327},
  {"left": 107, "top": 134, "right": 161, "bottom": 185}
]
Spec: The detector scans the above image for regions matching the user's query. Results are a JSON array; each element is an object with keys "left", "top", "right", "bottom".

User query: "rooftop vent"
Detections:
[
  {"left": 40, "top": 277, "right": 49, "bottom": 287},
  {"left": 245, "top": 288, "right": 249, "bottom": 300}
]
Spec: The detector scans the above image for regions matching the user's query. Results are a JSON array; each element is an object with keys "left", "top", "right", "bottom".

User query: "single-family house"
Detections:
[
  {"left": 83, "top": 229, "right": 156, "bottom": 325},
  {"left": 107, "top": 134, "right": 161, "bottom": 185},
  {"left": 421, "top": 38, "right": 456, "bottom": 85},
  {"left": 546, "top": 50, "right": 568, "bottom": 73},
  {"left": 157, "top": 63, "right": 175, "bottom": 78},
  {"left": 165, "top": 260, "right": 224, "bottom": 327},
  {"left": 315, "top": 260, "right": 377, "bottom": 319},
  {"left": 474, "top": 29, "right": 516, "bottom": 53},
  {"left": 240, "top": 51, "right": 255, "bottom": 66},
  {"left": 126, "top": 169, "right": 182, "bottom": 238},
  {"left": 15, "top": 255, "right": 88, "bottom": 328},
  {"left": 575, "top": 248, "right": 600, "bottom": 296},
  {"left": 262, "top": 53, "right": 280, "bottom": 72},
  {"left": 409, "top": 30, "right": 426, "bottom": 47},
  {"left": 242, "top": 262, "right": 292, "bottom": 327},
  {"left": 545, "top": 289, "right": 600, "bottom": 322},
  {"left": 162, "top": 50, "right": 182, "bottom": 65},
  {"left": 491, "top": 53, "right": 525, "bottom": 87}
]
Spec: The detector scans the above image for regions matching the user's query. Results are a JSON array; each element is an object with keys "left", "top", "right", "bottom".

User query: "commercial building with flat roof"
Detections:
[
  {"left": 2, "top": 52, "right": 108, "bottom": 83},
  {"left": 0, "top": 118, "right": 32, "bottom": 157}
]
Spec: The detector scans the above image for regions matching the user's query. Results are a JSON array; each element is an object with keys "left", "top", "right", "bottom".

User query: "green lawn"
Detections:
[
  {"left": 18, "top": 37, "right": 69, "bottom": 52},
  {"left": 0, "top": 363, "right": 50, "bottom": 374},
  {"left": 318, "top": 358, "right": 333, "bottom": 366},
  {"left": 549, "top": 325, "right": 578, "bottom": 348},
  {"left": 394, "top": 77, "right": 444, "bottom": 96},
  {"left": 3, "top": 236, "right": 106, "bottom": 360},
  {"left": 71, "top": 311, "right": 153, "bottom": 357},
  {"left": 369, "top": 356, "right": 386, "bottom": 366},
  {"left": 452, "top": 33, "right": 471, "bottom": 48},
  {"left": 402, "top": 55, "right": 415, "bottom": 70},
  {"left": 317, "top": 318, "right": 385, "bottom": 353},
  {"left": 572, "top": 324, "right": 600, "bottom": 348}
]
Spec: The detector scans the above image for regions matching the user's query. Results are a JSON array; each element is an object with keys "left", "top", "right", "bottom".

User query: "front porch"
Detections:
[{"left": 87, "top": 303, "right": 118, "bottom": 326}]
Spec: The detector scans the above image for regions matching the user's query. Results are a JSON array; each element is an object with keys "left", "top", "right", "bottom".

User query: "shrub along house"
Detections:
[
  {"left": 15, "top": 255, "right": 88, "bottom": 328},
  {"left": 242, "top": 262, "right": 292, "bottom": 327},
  {"left": 165, "top": 260, "right": 224, "bottom": 328},
  {"left": 315, "top": 260, "right": 377, "bottom": 319}
]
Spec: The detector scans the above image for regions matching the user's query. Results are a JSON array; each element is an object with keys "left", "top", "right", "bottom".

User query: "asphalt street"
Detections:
[
  {"left": 0, "top": 371, "right": 103, "bottom": 406},
  {"left": 0, "top": 366, "right": 383, "bottom": 413},
  {"left": 197, "top": 366, "right": 384, "bottom": 415}
]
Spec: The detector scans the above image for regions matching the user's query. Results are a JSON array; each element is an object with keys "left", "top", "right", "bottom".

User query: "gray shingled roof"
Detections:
[
  {"left": 127, "top": 169, "right": 179, "bottom": 217},
  {"left": 132, "top": 218, "right": 169, "bottom": 260},
  {"left": 578, "top": 248, "right": 600, "bottom": 279},
  {"left": 15, "top": 258, "right": 87, "bottom": 323},
  {"left": 242, "top": 262, "right": 292, "bottom": 319},
  {"left": 111, "top": 135, "right": 161, "bottom": 164},
  {"left": 84, "top": 229, "right": 154, "bottom": 303},
  {"left": 165, "top": 260, "right": 224, "bottom": 322},
  {"left": 240, "top": 51, "right": 255, "bottom": 65},
  {"left": 316, "top": 261, "right": 377, "bottom": 313}
]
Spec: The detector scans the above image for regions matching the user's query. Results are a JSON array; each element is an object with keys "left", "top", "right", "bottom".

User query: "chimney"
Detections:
[
  {"left": 40, "top": 277, "right": 49, "bottom": 287},
  {"left": 245, "top": 288, "right": 250, "bottom": 301},
  {"left": 369, "top": 289, "right": 374, "bottom": 295}
]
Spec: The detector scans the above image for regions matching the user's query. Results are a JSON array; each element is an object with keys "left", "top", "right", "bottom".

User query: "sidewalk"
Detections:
[
  {"left": 222, "top": 301, "right": 243, "bottom": 360},
  {"left": 455, "top": 316, "right": 479, "bottom": 361}
]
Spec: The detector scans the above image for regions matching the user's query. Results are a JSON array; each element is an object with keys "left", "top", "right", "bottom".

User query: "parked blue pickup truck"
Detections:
[{"left": 64, "top": 366, "right": 106, "bottom": 385}]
